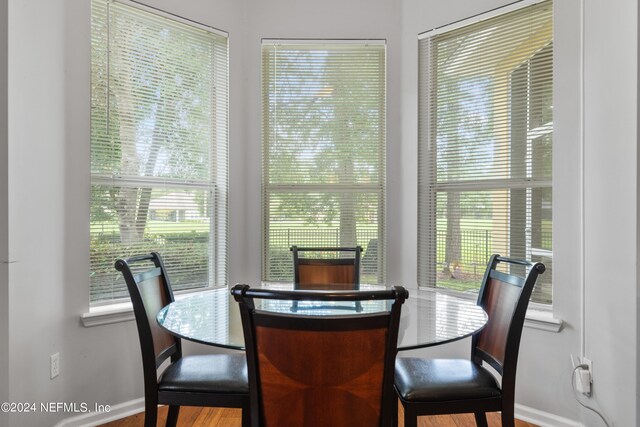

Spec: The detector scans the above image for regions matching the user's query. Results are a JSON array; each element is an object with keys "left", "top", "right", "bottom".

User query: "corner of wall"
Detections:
[
  {"left": 637, "top": 2, "right": 640, "bottom": 424},
  {"left": 0, "top": 0, "right": 9, "bottom": 423}
]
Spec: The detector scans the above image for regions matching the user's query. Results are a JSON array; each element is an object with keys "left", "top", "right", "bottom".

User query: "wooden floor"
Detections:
[{"left": 99, "top": 405, "right": 539, "bottom": 427}]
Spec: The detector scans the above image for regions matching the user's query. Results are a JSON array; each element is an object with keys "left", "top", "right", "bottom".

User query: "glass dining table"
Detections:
[{"left": 157, "top": 283, "right": 487, "bottom": 351}]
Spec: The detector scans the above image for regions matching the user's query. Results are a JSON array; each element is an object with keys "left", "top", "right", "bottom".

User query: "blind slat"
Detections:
[
  {"left": 262, "top": 41, "right": 386, "bottom": 283},
  {"left": 90, "top": 0, "right": 229, "bottom": 304},
  {"left": 417, "top": 0, "right": 553, "bottom": 305}
]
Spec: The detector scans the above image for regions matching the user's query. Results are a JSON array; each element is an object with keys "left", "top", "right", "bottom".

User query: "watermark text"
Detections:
[{"left": 1, "top": 402, "right": 111, "bottom": 413}]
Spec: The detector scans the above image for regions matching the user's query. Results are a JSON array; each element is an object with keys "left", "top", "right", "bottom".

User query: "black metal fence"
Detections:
[
  {"left": 268, "top": 227, "right": 551, "bottom": 281},
  {"left": 436, "top": 229, "right": 492, "bottom": 267},
  {"left": 269, "top": 227, "right": 378, "bottom": 249},
  {"left": 267, "top": 227, "right": 379, "bottom": 281},
  {"left": 435, "top": 229, "right": 552, "bottom": 266}
]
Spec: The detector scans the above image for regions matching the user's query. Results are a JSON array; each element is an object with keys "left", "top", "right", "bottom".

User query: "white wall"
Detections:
[
  {"left": 8, "top": 1, "right": 70, "bottom": 425},
  {"left": 581, "top": 0, "right": 637, "bottom": 425},
  {"left": 402, "top": 0, "right": 638, "bottom": 426},
  {"left": 240, "top": 0, "right": 404, "bottom": 285},
  {"left": 0, "top": 0, "right": 8, "bottom": 426},
  {"left": 6, "top": 1, "right": 244, "bottom": 426},
  {"left": 400, "top": 0, "right": 637, "bottom": 426},
  {"left": 399, "top": 0, "right": 584, "bottom": 423},
  {"left": 3, "top": 0, "right": 637, "bottom": 426}
]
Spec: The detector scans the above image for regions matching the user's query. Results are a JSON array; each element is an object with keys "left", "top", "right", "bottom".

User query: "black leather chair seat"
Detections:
[
  {"left": 159, "top": 354, "right": 248, "bottom": 394},
  {"left": 395, "top": 358, "right": 501, "bottom": 402}
]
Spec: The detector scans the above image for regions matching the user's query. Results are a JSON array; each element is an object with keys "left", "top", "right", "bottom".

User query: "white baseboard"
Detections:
[
  {"left": 54, "top": 398, "right": 582, "bottom": 427},
  {"left": 53, "top": 398, "right": 144, "bottom": 427},
  {"left": 516, "top": 403, "right": 584, "bottom": 427}
]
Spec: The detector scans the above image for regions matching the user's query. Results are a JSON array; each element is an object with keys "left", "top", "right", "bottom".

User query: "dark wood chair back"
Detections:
[
  {"left": 290, "top": 246, "right": 362, "bottom": 291},
  {"left": 394, "top": 254, "right": 545, "bottom": 427},
  {"left": 232, "top": 285, "right": 408, "bottom": 427},
  {"left": 472, "top": 254, "right": 546, "bottom": 395},
  {"left": 116, "top": 253, "right": 250, "bottom": 427},
  {"left": 115, "top": 253, "right": 180, "bottom": 377}
]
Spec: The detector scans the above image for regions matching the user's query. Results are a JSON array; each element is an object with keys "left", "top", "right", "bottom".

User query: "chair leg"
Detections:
[
  {"left": 143, "top": 398, "right": 158, "bottom": 427},
  {"left": 501, "top": 407, "right": 516, "bottom": 427},
  {"left": 474, "top": 412, "right": 488, "bottom": 427},
  {"left": 241, "top": 404, "right": 250, "bottom": 427},
  {"left": 403, "top": 405, "right": 418, "bottom": 427},
  {"left": 389, "top": 398, "right": 398, "bottom": 427},
  {"left": 165, "top": 405, "right": 180, "bottom": 427}
]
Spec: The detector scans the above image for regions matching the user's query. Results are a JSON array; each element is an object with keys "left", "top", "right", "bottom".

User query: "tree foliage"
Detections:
[{"left": 91, "top": 2, "right": 216, "bottom": 243}]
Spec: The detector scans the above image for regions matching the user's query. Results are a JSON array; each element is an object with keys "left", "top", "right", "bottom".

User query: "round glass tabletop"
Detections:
[{"left": 157, "top": 284, "right": 487, "bottom": 351}]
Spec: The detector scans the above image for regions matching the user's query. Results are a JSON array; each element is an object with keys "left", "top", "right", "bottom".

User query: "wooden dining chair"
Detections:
[
  {"left": 115, "top": 253, "right": 250, "bottom": 427},
  {"left": 394, "top": 254, "right": 545, "bottom": 427},
  {"left": 232, "top": 284, "right": 408, "bottom": 427},
  {"left": 290, "top": 245, "right": 363, "bottom": 311}
]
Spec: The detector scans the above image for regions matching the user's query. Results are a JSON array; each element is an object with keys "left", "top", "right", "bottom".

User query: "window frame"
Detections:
[
  {"left": 417, "top": 0, "right": 554, "bottom": 304},
  {"left": 261, "top": 39, "right": 387, "bottom": 284},
  {"left": 89, "top": 0, "right": 229, "bottom": 307}
]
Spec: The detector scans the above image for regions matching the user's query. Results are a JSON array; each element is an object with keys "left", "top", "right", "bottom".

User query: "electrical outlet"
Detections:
[
  {"left": 575, "top": 367, "right": 591, "bottom": 395},
  {"left": 576, "top": 357, "right": 592, "bottom": 396},
  {"left": 582, "top": 357, "right": 593, "bottom": 381},
  {"left": 50, "top": 353, "right": 60, "bottom": 379}
]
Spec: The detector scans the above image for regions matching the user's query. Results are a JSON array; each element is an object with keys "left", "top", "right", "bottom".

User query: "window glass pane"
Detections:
[
  {"left": 90, "top": 0, "right": 228, "bottom": 304},
  {"left": 265, "top": 191, "right": 381, "bottom": 283},
  {"left": 418, "top": 1, "right": 553, "bottom": 304},
  {"left": 262, "top": 42, "right": 386, "bottom": 283},
  {"left": 90, "top": 186, "right": 213, "bottom": 302}
]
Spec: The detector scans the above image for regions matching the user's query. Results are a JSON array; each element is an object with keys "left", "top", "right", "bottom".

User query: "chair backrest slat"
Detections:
[
  {"left": 255, "top": 315, "right": 388, "bottom": 427},
  {"left": 291, "top": 246, "right": 362, "bottom": 291},
  {"left": 115, "top": 253, "right": 180, "bottom": 371},
  {"left": 137, "top": 271, "right": 177, "bottom": 361},
  {"left": 233, "top": 285, "right": 407, "bottom": 427},
  {"left": 489, "top": 269, "right": 525, "bottom": 287},
  {"left": 297, "top": 262, "right": 356, "bottom": 289},
  {"left": 475, "top": 277, "right": 519, "bottom": 367},
  {"left": 472, "top": 254, "right": 545, "bottom": 379}
]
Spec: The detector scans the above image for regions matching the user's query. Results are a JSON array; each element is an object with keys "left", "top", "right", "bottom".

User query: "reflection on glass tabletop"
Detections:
[{"left": 157, "top": 283, "right": 487, "bottom": 351}]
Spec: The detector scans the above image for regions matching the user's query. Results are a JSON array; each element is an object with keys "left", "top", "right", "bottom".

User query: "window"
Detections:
[
  {"left": 90, "top": 0, "right": 229, "bottom": 304},
  {"left": 262, "top": 41, "right": 386, "bottom": 283},
  {"left": 417, "top": 1, "right": 553, "bottom": 304}
]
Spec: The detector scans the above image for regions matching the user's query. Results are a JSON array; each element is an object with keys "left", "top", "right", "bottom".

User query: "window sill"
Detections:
[
  {"left": 524, "top": 309, "right": 563, "bottom": 333},
  {"left": 428, "top": 288, "right": 563, "bottom": 333},
  {"left": 81, "top": 290, "right": 208, "bottom": 328},
  {"left": 81, "top": 302, "right": 135, "bottom": 327}
]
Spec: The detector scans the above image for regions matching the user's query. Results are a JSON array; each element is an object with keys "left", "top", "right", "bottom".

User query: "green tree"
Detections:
[
  {"left": 92, "top": 4, "right": 216, "bottom": 244},
  {"left": 435, "top": 70, "right": 493, "bottom": 276},
  {"left": 265, "top": 46, "right": 384, "bottom": 243}
]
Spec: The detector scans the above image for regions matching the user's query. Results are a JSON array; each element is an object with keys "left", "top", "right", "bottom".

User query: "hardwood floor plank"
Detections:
[
  {"left": 423, "top": 414, "right": 459, "bottom": 427},
  {"left": 98, "top": 406, "right": 539, "bottom": 427},
  {"left": 173, "top": 406, "right": 203, "bottom": 425},
  {"left": 450, "top": 412, "right": 480, "bottom": 427}
]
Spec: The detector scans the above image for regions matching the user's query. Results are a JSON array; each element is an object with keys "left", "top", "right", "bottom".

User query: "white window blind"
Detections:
[
  {"left": 262, "top": 41, "right": 386, "bottom": 284},
  {"left": 90, "top": 0, "right": 229, "bottom": 304},
  {"left": 418, "top": 0, "right": 553, "bottom": 304}
]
